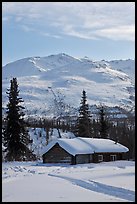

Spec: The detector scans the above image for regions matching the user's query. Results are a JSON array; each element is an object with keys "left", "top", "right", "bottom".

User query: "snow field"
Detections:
[{"left": 2, "top": 160, "right": 135, "bottom": 202}]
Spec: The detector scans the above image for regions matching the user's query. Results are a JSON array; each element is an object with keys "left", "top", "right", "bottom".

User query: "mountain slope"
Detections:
[{"left": 2, "top": 53, "right": 135, "bottom": 117}]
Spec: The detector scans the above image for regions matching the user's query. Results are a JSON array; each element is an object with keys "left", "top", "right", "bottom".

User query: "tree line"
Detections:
[{"left": 2, "top": 78, "right": 135, "bottom": 161}]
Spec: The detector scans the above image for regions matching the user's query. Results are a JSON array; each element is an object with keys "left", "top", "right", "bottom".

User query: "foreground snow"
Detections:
[{"left": 2, "top": 160, "right": 135, "bottom": 202}]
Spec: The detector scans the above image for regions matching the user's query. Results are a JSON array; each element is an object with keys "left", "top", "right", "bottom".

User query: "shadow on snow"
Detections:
[{"left": 48, "top": 173, "right": 135, "bottom": 202}]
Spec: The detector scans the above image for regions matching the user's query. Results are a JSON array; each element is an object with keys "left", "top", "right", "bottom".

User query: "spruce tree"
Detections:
[
  {"left": 77, "top": 90, "right": 92, "bottom": 137},
  {"left": 98, "top": 105, "right": 109, "bottom": 139},
  {"left": 3, "top": 78, "right": 36, "bottom": 161}
]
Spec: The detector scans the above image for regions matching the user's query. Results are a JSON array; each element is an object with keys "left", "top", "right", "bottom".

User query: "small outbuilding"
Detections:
[{"left": 42, "top": 137, "right": 129, "bottom": 165}]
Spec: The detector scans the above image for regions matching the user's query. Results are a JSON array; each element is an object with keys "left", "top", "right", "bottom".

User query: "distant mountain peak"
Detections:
[{"left": 2, "top": 53, "right": 135, "bottom": 116}]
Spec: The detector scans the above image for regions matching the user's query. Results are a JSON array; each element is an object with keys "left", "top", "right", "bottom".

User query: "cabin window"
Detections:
[
  {"left": 110, "top": 155, "right": 117, "bottom": 161},
  {"left": 98, "top": 155, "right": 103, "bottom": 162}
]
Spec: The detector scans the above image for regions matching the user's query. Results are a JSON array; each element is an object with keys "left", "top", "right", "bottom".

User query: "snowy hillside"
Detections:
[
  {"left": 109, "top": 59, "right": 135, "bottom": 83},
  {"left": 2, "top": 53, "right": 135, "bottom": 117}
]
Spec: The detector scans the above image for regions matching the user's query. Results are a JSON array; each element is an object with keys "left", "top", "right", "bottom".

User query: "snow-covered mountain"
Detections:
[{"left": 2, "top": 53, "right": 135, "bottom": 118}]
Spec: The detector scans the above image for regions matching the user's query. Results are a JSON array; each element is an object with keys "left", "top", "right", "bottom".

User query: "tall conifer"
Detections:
[
  {"left": 77, "top": 90, "right": 92, "bottom": 137},
  {"left": 3, "top": 78, "right": 36, "bottom": 161},
  {"left": 98, "top": 105, "right": 109, "bottom": 139}
]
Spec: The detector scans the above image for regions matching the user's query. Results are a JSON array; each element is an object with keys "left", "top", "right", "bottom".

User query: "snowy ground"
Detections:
[{"left": 2, "top": 160, "right": 135, "bottom": 202}]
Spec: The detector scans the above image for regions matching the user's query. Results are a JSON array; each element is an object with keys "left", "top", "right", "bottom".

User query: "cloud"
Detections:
[
  {"left": 2, "top": 2, "right": 135, "bottom": 41},
  {"left": 39, "top": 32, "right": 62, "bottom": 39},
  {"left": 20, "top": 24, "right": 62, "bottom": 39},
  {"left": 96, "top": 25, "right": 135, "bottom": 41},
  {"left": 21, "top": 25, "right": 35, "bottom": 32}
]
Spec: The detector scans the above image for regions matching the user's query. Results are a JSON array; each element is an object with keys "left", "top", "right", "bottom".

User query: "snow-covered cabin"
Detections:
[{"left": 42, "top": 137, "right": 129, "bottom": 165}]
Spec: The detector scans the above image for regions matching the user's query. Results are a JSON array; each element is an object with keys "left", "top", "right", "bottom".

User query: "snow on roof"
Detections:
[
  {"left": 41, "top": 137, "right": 94, "bottom": 156},
  {"left": 79, "top": 137, "right": 129, "bottom": 153},
  {"left": 41, "top": 137, "right": 129, "bottom": 156}
]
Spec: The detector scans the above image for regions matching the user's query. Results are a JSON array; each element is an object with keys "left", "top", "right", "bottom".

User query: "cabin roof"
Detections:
[{"left": 41, "top": 137, "right": 129, "bottom": 156}]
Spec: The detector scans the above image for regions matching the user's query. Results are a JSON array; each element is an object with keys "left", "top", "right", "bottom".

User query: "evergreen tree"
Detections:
[
  {"left": 3, "top": 78, "right": 36, "bottom": 161},
  {"left": 98, "top": 105, "right": 109, "bottom": 139},
  {"left": 77, "top": 90, "right": 92, "bottom": 137}
]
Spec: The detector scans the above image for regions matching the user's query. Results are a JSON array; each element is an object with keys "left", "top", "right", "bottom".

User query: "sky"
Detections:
[{"left": 2, "top": 2, "right": 135, "bottom": 66}]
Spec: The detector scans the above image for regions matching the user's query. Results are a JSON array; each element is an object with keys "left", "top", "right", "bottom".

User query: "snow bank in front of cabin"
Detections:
[{"left": 2, "top": 160, "right": 135, "bottom": 202}]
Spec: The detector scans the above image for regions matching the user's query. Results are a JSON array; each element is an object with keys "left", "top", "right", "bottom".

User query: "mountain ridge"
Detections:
[{"left": 2, "top": 53, "right": 135, "bottom": 118}]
